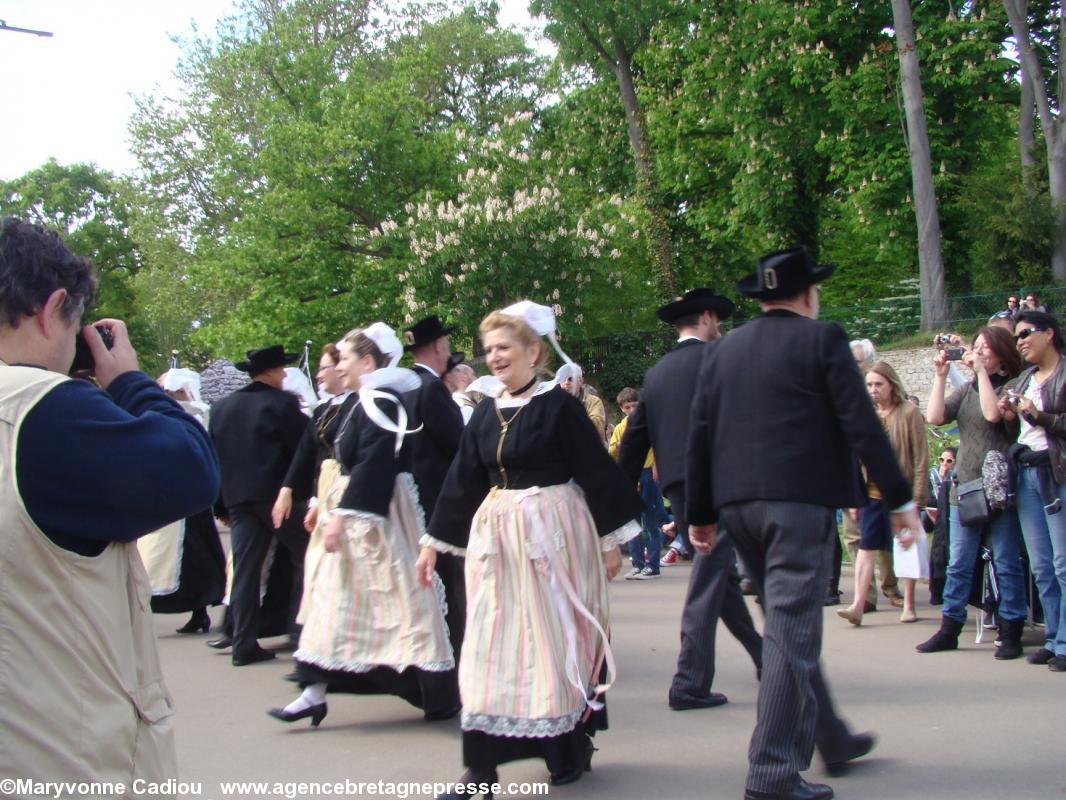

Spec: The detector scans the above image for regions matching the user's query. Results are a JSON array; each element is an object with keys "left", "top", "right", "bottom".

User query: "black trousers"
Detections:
[
  {"left": 719, "top": 501, "right": 854, "bottom": 794},
  {"left": 665, "top": 485, "right": 762, "bottom": 699},
  {"left": 228, "top": 501, "right": 307, "bottom": 660}
]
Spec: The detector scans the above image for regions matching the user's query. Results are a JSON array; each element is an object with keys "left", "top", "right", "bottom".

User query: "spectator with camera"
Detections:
[
  {"left": 917, "top": 326, "right": 1027, "bottom": 658},
  {"left": 0, "top": 218, "right": 220, "bottom": 785},
  {"left": 999, "top": 311, "right": 1066, "bottom": 672}
]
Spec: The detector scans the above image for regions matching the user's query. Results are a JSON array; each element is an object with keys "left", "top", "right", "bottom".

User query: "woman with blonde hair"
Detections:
[
  {"left": 416, "top": 301, "right": 642, "bottom": 797},
  {"left": 839, "top": 360, "right": 928, "bottom": 625}
]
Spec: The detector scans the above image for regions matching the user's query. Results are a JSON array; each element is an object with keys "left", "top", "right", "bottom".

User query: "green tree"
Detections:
[
  {"left": 0, "top": 159, "right": 153, "bottom": 347},
  {"left": 129, "top": 0, "right": 547, "bottom": 358},
  {"left": 531, "top": 0, "right": 679, "bottom": 300}
]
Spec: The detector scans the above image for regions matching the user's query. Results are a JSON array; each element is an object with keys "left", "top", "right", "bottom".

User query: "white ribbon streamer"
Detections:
[{"left": 515, "top": 487, "right": 616, "bottom": 712}]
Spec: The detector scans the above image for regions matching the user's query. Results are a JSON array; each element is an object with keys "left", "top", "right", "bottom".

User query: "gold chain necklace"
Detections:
[{"left": 493, "top": 396, "right": 531, "bottom": 490}]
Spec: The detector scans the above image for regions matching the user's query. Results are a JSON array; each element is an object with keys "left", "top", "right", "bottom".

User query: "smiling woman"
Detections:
[
  {"left": 1004, "top": 311, "right": 1066, "bottom": 672},
  {"left": 416, "top": 301, "right": 643, "bottom": 798}
]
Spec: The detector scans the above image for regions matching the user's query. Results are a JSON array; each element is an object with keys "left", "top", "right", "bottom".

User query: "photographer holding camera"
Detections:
[
  {"left": 917, "top": 326, "right": 1027, "bottom": 658},
  {"left": 0, "top": 218, "right": 220, "bottom": 786}
]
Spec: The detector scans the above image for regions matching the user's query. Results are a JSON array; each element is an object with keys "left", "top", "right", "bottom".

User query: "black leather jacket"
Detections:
[{"left": 1013, "top": 355, "right": 1066, "bottom": 485}]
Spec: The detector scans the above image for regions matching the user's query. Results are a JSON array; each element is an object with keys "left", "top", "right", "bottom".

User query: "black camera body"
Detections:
[{"left": 70, "top": 325, "right": 114, "bottom": 374}]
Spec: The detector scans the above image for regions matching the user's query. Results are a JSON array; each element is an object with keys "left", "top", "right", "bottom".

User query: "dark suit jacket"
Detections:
[
  {"left": 408, "top": 365, "right": 464, "bottom": 516},
  {"left": 685, "top": 310, "right": 911, "bottom": 525},
  {"left": 209, "top": 381, "right": 308, "bottom": 513},
  {"left": 618, "top": 337, "right": 706, "bottom": 494}
]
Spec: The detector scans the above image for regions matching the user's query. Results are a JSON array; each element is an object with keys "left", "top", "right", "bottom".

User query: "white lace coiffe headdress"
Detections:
[
  {"left": 499, "top": 300, "right": 573, "bottom": 366},
  {"left": 362, "top": 321, "right": 404, "bottom": 368},
  {"left": 159, "top": 368, "right": 202, "bottom": 402},
  {"left": 336, "top": 322, "right": 421, "bottom": 455}
]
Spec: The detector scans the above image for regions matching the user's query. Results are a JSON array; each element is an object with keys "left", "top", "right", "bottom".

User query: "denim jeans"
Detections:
[
  {"left": 628, "top": 467, "right": 667, "bottom": 570},
  {"left": 1015, "top": 466, "right": 1066, "bottom": 655},
  {"left": 941, "top": 505, "right": 1027, "bottom": 624}
]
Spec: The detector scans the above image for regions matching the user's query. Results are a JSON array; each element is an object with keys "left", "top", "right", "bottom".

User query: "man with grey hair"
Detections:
[
  {"left": 0, "top": 217, "right": 220, "bottom": 787},
  {"left": 443, "top": 355, "right": 478, "bottom": 424},
  {"left": 557, "top": 362, "right": 607, "bottom": 441}
]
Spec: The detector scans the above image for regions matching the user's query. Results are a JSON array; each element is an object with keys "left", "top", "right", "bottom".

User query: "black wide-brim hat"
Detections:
[
  {"left": 656, "top": 288, "right": 735, "bottom": 324},
  {"left": 235, "top": 344, "right": 299, "bottom": 375},
  {"left": 403, "top": 315, "right": 454, "bottom": 351},
  {"left": 445, "top": 351, "right": 466, "bottom": 373},
  {"left": 736, "top": 246, "right": 835, "bottom": 300}
]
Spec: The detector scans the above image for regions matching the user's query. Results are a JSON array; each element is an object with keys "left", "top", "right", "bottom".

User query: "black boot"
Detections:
[
  {"left": 994, "top": 618, "right": 1025, "bottom": 660},
  {"left": 916, "top": 617, "right": 964, "bottom": 653}
]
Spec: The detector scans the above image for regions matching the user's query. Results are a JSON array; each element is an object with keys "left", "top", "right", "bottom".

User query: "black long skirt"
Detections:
[{"left": 149, "top": 510, "right": 226, "bottom": 614}]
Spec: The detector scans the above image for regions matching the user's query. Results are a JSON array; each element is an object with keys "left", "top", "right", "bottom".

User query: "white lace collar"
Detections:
[{"left": 468, "top": 375, "right": 557, "bottom": 406}]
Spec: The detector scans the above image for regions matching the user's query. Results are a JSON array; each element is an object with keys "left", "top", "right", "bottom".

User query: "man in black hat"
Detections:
[
  {"left": 619, "top": 288, "right": 762, "bottom": 710},
  {"left": 685, "top": 248, "right": 922, "bottom": 800},
  {"left": 208, "top": 345, "right": 310, "bottom": 666},
  {"left": 404, "top": 316, "right": 466, "bottom": 658}
]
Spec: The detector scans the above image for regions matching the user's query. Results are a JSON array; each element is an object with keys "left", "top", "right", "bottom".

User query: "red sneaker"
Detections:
[{"left": 661, "top": 549, "right": 679, "bottom": 566}]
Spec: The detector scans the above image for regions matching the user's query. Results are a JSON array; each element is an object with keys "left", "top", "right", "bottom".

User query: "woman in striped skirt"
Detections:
[
  {"left": 416, "top": 303, "right": 643, "bottom": 797},
  {"left": 268, "top": 324, "right": 457, "bottom": 727}
]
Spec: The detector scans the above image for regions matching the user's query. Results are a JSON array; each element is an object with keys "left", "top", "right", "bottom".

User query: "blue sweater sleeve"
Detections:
[{"left": 17, "top": 371, "right": 221, "bottom": 555}]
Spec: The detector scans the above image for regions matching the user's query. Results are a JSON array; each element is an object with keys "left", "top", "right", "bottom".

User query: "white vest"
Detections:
[{"left": 0, "top": 365, "right": 176, "bottom": 795}]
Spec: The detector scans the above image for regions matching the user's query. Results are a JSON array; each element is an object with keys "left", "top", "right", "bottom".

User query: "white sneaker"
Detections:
[{"left": 624, "top": 567, "right": 644, "bottom": 580}]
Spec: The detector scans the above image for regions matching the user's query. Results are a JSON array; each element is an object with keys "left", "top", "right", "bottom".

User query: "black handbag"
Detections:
[{"left": 956, "top": 477, "right": 990, "bottom": 527}]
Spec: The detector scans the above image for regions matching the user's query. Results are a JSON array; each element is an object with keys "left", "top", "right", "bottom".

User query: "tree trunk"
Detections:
[
  {"left": 891, "top": 0, "right": 949, "bottom": 330},
  {"left": 612, "top": 41, "right": 676, "bottom": 300},
  {"left": 1020, "top": 63, "right": 1036, "bottom": 177},
  {"left": 1006, "top": 0, "right": 1066, "bottom": 281}
]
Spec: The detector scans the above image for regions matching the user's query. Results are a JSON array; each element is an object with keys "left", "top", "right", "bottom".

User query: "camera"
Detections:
[
  {"left": 70, "top": 325, "right": 114, "bottom": 374},
  {"left": 1007, "top": 389, "right": 1022, "bottom": 405},
  {"left": 943, "top": 346, "right": 965, "bottom": 361},
  {"left": 935, "top": 334, "right": 953, "bottom": 345}
]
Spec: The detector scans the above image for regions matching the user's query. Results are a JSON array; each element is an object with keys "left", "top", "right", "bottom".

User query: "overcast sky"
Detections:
[{"left": 0, "top": 0, "right": 540, "bottom": 181}]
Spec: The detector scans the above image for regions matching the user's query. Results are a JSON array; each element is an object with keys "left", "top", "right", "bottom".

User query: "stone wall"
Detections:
[{"left": 877, "top": 347, "right": 937, "bottom": 412}]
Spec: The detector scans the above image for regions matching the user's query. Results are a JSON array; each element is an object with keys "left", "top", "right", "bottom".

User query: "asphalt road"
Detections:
[{"left": 155, "top": 562, "right": 1065, "bottom": 800}]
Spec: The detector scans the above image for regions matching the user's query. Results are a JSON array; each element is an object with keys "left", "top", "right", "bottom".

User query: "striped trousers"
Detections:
[{"left": 719, "top": 500, "right": 851, "bottom": 794}]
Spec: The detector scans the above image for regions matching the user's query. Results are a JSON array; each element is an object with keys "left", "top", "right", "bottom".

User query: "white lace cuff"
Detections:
[
  {"left": 419, "top": 533, "right": 467, "bottom": 557},
  {"left": 330, "top": 507, "right": 387, "bottom": 527},
  {"left": 600, "top": 519, "right": 641, "bottom": 551}
]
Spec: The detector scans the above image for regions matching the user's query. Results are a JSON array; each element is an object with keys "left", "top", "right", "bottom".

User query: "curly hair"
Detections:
[{"left": 0, "top": 217, "right": 96, "bottom": 328}]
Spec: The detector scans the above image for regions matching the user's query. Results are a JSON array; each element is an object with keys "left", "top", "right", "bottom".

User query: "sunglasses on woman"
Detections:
[{"left": 1015, "top": 327, "right": 1047, "bottom": 341}]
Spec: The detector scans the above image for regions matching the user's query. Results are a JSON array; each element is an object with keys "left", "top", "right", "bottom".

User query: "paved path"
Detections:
[{"left": 155, "top": 563, "right": 1064, "bottom": 799}]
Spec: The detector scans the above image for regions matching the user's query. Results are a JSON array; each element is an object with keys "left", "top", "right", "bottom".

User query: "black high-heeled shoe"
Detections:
[
  {"left": 434, "top": 769, "right": 496, "bottom": 800},
  {"left": 176, "top": 609, "right": 211, "bottom": 634},
  {"left": 267, "top": 702, "right": 327, "bottom": 728},
  {"left": 548, "top": 736, "right": 596, "bottom": 786}
]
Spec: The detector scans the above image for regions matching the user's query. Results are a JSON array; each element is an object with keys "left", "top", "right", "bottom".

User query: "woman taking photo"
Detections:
[
  {"left": 839, "top": 361, "right": 927, "bottom": 625},
  {"left": 916, "top": 327, "right": 1027, "bottom": 658},
  {"left": 268, "top": 323, "right": 457, "bottom": 726},
  {"left": 416, "top": 301, "right": 642, "bottom": 797},
  {"left": 999, "top": 311, "right": 1066, "bottom": 672}
]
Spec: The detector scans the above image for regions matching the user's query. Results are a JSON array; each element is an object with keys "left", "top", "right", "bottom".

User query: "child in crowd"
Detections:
[{"left": 609, "top": 388, "right": 671, "bottom": 579}]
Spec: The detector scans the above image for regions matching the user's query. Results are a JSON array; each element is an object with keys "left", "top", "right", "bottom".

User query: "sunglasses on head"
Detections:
[{"left": 1015, "top": 327, "right": 1047, "bottom": 341}]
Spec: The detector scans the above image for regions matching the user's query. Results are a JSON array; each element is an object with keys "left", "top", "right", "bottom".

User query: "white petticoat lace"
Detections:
[{"left": 461, "top": 708, "right": 583, "bottom": 738}]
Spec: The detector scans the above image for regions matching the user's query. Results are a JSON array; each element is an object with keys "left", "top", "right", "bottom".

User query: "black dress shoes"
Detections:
[
  {"left": 232, "top": 647, "right": 276, "bottom": 666},
  {"left": 823, "top": 732, "right": 876, "bottom": 776},
  {"left": 669, "top": 690, "right": 728, "bottom": 710},
  {"left": 744, "top": 778, "right": 834, "bottom": 800},
  {"left": 206, "top": 636, "right": 233, "bottom": 650}
]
